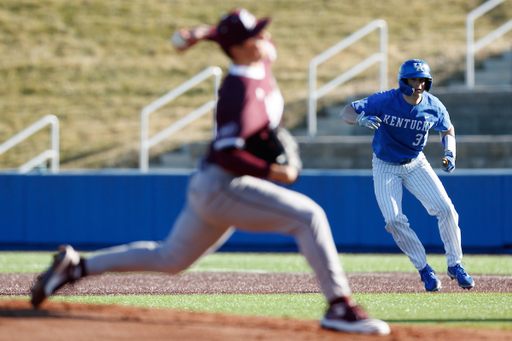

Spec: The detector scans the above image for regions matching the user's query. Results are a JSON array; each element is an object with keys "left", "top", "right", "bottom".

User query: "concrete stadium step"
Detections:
[
  {"left": 154, "top": 135, "right": 512, "bottom": 170},
  {"left": 482, "top": 50, "right": 511, "bottom": 71},
  {"left": 295, "top": 87, "right": 512, "bottom": 136},
  {"left": 448, "top": 49, "right": 512, "bottom": 87},
  {"left": 152, "top": 50, "right": 512, "bottom": 170},
  {"left": 150, "top": 146, "right": 199, "bottom": 169},
  {"left": 292, "top": 104, "right": 374, "bottom": 137},
  {"left": 293, "top": 135, "right": 512, "bottom": 169},
  {"left": 475, "top": 71, "right": 511, "bottom": 84},
  {"left": 431, "top": 87, "right": 512, "bottom": 135}
]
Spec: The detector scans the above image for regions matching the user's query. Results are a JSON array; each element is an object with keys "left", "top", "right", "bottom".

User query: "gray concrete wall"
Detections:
[
  {"left": 184, "top": 135, "right": 512, "bottom": 170},
  {"left": 295, "top": 135, "right": 512, "bottom": 169},
  {"left": 431, "top": 87, "right": 512, "bottom": 135},
  {"left": 158, "top": 88, "right": 512, "bottom": 170}
]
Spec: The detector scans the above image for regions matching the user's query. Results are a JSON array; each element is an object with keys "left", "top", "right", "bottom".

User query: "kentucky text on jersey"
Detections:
[
  {"left": 351, "top": 89, "right": 452, "bottom": 164},
  {"left": 382, "top": 115, "right": 434, "bottom": 131}
]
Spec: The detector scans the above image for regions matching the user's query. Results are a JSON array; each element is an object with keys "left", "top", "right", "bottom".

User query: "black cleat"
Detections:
[
  {"left": 320, "top": 297, "right": 390, "bottom": 335},
  {"left": 31, "top": 245, "right": 81, "bottom": 308}
]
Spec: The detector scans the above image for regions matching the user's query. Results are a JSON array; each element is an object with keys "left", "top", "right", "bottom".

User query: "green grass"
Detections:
[
  {"left": 1, "top": 1, "right": 511, "bottom": 168},
  {"left": 2, "top": 251, "right": 511, "bottom": 274},
  {"left": 6, "top": 292, "right": 512, "bottom": 330},
  {"left": 2, "top": 252, "right": 511, "bottom": 330}
]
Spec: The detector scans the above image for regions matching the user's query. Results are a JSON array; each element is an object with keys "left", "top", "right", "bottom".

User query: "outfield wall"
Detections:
[{"left": 0, "top": 169, "right": 510, "bottom": 254}]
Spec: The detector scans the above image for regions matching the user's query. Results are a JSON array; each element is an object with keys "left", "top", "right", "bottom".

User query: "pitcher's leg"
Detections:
[
  {"left": 86, "top": 205, "right": 233, "bottom": 275},
  {"left": 200, "top": 175, "right": 351, "bottom": 300},
  {"left": 404, "top": 156, "right": 462, "bottom": 266},
  {"left": 293, "top": 200, "right": 352, "bottom": 299},
  {"left": 85, "top": 240, "right": 166, "bottom": 275}
]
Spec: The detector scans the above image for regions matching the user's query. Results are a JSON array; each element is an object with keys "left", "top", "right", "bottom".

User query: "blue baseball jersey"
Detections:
[{"left": 351, "top": 89, "right": 452, "bottom": 164}]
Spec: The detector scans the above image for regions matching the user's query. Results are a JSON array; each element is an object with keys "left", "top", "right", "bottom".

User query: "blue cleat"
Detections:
[
  {"left": 447, "top": 263, "right": 475, "bottom": 290},
  {"left": 419, "top": 264, "right": 441, "bottom": 292}
]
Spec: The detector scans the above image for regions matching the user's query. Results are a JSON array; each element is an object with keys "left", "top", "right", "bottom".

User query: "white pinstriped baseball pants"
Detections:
[
  {"left": 372, "top": 152, "right": 463, "bottom": 270},
  {"left": 86, "top": 164, "right": 351, "bottom": 302}
]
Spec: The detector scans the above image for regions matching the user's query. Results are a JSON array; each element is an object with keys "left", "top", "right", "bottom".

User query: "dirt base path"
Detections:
[
  {"left": 1, "top": 272, "right": 511, "bottom": 341},
  {"left": 1, "top": 299, "right": 511, "bottom": 341},
  {"left": 2, "top": 272, "right": 511, "bottom": 295}
]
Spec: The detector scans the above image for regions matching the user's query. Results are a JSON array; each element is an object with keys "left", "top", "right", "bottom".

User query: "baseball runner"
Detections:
[
  {"left": 340, "top": 59, "right": 475, "bottom": 292},
  {"left": 31, "top": 9, "right": 390, "bottom": 335}
]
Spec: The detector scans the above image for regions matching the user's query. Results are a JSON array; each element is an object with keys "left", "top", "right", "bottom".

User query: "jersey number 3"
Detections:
[{"left": 412, "top": 134, "right": 427, "bottom": 147}]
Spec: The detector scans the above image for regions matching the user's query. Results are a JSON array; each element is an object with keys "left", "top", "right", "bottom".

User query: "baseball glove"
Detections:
[
  {"left": 273, "top": 127, "right": 303, "bottom": 171},
  {"left": 249, "top": 127, "right": 303, "bottom": 172}
]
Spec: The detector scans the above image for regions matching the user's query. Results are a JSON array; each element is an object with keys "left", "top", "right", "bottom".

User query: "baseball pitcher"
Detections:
[{"left": 31, "top": 8, "right": 389, "bottom": 335}]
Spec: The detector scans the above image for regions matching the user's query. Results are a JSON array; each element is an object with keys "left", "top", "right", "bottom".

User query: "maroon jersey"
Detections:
[{"left": 205, "top": 42, "right": 284, "bottom": 178}]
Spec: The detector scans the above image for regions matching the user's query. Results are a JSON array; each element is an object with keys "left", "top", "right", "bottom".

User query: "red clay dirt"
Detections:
[{"left": 1, "top": 272, "right": 511, "bottom": 341}]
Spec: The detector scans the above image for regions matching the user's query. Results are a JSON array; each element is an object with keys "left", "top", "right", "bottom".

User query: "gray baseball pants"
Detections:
[{"left": 86, "top": 164, "right": 351, "bottom": 301}]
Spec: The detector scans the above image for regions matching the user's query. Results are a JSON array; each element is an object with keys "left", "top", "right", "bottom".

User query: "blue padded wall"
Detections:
[{"left": 0, "top": 169, "right": 510, "bottom": 253}]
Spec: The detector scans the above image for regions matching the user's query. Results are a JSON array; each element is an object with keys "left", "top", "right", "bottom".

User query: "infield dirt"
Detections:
[
  {"left": 1, "top": 272, "right": 511, "bottom": 341},
  {"left": 1, "top": 272, "right": 511, "bottom": 295},
  {"left": 1, "top": 299, "right": 512, "bottom": 341}
]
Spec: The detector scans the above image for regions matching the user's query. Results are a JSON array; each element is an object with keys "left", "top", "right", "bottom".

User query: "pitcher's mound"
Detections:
[{"left": 1, "top": 300, "right": 511, "bottom": 341}]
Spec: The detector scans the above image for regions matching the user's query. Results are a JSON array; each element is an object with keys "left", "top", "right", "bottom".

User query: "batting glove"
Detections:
[
  {"left": 441, "top": 152, "right": 455, "bottom": 173},
  {"left": 356, "top": 112, "right": 382, "bottom": 130}
]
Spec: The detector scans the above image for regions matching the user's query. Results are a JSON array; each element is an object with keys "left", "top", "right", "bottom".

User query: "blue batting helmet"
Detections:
[{"left": 398, "top": 59, "right": 433, "bottom": 96}]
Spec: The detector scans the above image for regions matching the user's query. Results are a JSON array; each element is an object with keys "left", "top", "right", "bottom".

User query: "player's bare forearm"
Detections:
[
  {"left": 188, "top": 24, "right": 215, "bottom": 40},
  {"left": 171, "top": 24, "right": 215, "bottom": 51},
  {"left": 340, "top": 105, "right": 359, "bottom": 125},
  {"left": 267, "top": 164, "right": 298, "bottom": 185}
]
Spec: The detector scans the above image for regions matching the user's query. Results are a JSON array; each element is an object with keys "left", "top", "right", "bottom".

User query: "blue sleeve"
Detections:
[
  {"left": 350, "top": 97, "right": 368, "bottom": 114},
  {"left": 432, "top": 101, "right": 452, "bottom": 132},
  {"left": 350, "top": 95, "right": 379, "bottom": 116}
]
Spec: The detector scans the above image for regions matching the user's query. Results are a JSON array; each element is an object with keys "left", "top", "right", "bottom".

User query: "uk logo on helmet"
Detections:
[{"left": 414, "top": 63, "right": 425, "bottom": 72}]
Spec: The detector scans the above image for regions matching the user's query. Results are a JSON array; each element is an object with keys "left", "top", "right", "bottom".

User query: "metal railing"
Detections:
[
  {"left": 0, "top": 115, "right": 59, "bottom": 174},
  {"left": 466, "top": 0, "right": 512, "bottom": 89},
  {"left": 307, "top": 19, "right": 387, "bottom": 138},
  {"left": 139, "top": 66, "right": 222, "bottom": 172}
]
